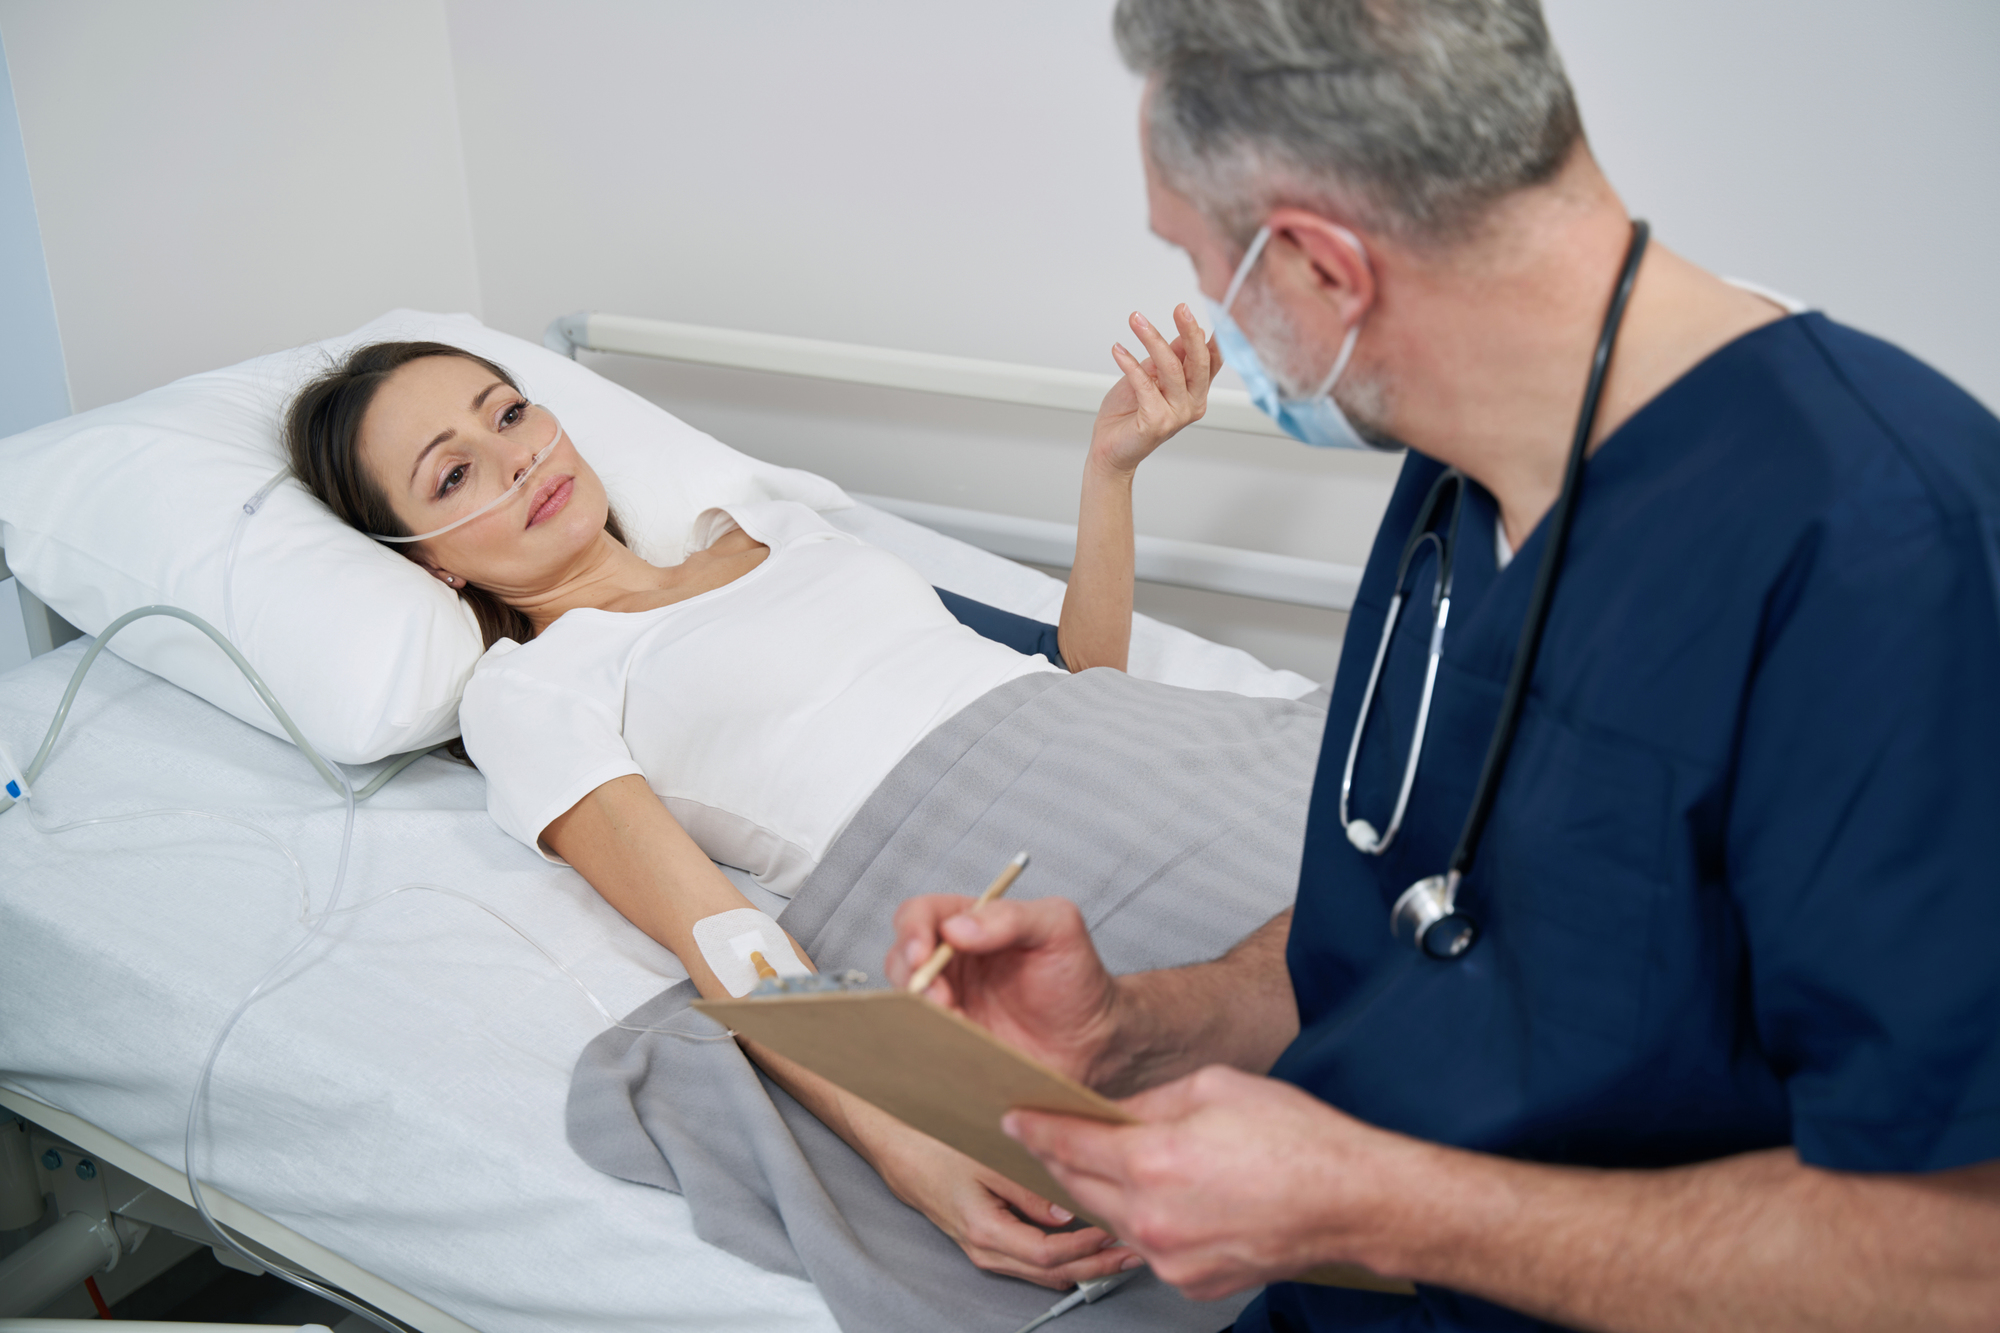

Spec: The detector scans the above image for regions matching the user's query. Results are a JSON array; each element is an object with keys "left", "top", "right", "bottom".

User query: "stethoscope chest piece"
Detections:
[{"left": 1391, "top": 871, "right": 1479, "bottom": 960}]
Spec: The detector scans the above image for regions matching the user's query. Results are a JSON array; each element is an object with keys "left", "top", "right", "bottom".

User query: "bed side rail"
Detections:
[
  {"left": 855, "top": 493, "right": 1360, "bottom": 612},
  {"left": 546, "top": 313, "right": 1364, "bottom": 611},
  {"left": 546, "top": 310, "right": 1288, "bottom": 438}
]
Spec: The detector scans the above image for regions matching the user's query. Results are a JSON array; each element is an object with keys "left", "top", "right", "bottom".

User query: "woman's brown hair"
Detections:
[{"left": 284, "top": 340, "right": 627, "bottom": 652}]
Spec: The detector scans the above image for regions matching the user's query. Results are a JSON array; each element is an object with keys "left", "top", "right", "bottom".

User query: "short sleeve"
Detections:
[
  {"left": 1729, "top": 491, "right": 2000, "bottom": 1171},
  {"left": 458, "top": 649, "right": 644, "bottom": 864}
]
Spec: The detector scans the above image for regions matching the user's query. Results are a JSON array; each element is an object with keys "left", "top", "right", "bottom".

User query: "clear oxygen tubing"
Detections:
[
  {"left": 0, "top": 605, "right": 434, "bottom": 820},
  {"left": 0, "top": 604, "right": 728, "bottom": 1329},
  {"left": 222, "top": 467, "right": 292, "bottom": 646}
]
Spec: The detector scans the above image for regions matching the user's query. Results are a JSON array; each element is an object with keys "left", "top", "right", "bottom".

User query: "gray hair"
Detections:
[{"left": 1114, "top": 0, "right": 1583, "bottom": 244}]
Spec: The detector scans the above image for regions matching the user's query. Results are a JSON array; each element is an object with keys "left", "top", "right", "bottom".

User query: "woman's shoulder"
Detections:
[
  {"left": 459, "top": 627, "right": 630, "bottom": 748},
  {"left": 464, "top": 619, "right": 618, "bottom": 702},
  {"left": 462, "top": 637, "right": 546, "bottom": 710},
  {"left": 691, "top": 498, "right": 847, "bottom": 554}
]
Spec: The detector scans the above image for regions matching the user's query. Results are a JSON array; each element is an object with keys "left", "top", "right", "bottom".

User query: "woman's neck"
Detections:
[
  {"left": 503, "top": 531, "right": 677, "bottom": 636},
  {"left": 498, "top": 527, "right": 772, "bottom": 636}
]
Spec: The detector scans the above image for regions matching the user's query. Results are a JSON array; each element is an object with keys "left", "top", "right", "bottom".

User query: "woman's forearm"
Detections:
[
  {"left": 549, "top": 779, "right": 1123, "bottom": 1286},
  {"left": 741, "top": 1036, "right": 888, "bottom": 1158},
  {"left": 1060, "top": 305, "right": 1217, "bottom": 672},
  {"left": 542, "top": 773, "right": 798, "bottom": 1000},
  {"left": 1058, "top": 458, "right": 1138, "bottom": 672}
]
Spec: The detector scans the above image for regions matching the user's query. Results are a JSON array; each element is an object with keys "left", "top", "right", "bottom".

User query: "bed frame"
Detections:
[
  {"left": 1, "top": 548, "right": 82, "bottom": 659},
  {"left": 0, "top": 1087, "right": 469, "bottom": 1332}
]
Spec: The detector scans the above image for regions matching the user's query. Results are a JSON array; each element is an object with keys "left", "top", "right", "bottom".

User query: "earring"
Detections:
[{"left": 440, "top": 574, "right": 457, "bottom": 586}]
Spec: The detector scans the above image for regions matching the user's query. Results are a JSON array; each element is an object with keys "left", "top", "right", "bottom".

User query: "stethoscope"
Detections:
[{"left": 1341, "top": 219, "right": 1651, "bottom": 960}]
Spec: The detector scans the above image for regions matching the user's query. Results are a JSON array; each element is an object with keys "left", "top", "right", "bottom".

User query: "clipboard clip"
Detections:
[{"left": 748, "top": 967, "right": 871, "bottom": 997}]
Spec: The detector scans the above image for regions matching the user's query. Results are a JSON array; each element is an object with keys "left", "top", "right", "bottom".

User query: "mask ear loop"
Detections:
[
  {"left": 369, "top": 414, "right": 566, "bottom": 544},
  {"left": 1217, "top": 226, "right": 1274, "bottom": 318},
  {"left": 1219, "top": 221, "right": 1371, "bottom": 394},
  {"left": 1306, "top": 225, "right": 1371, "bottom": 398},
  {"left": 1309, "top": 320, "right": 1364, "bottom": 400}
]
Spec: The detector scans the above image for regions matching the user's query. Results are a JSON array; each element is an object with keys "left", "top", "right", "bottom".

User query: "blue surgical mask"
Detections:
[{"left": 1210, "top": 224, "right": 1374, "bottom": 449}]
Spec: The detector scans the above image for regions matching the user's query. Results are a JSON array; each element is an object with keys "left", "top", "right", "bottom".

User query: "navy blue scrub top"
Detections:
[{"left": 1238, "top": 314, "right": 2000, "bottom": 1333}]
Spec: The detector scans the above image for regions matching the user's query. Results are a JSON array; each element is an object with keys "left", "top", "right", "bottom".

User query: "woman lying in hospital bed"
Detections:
[{"left": 284, "top": 304, "right": 1305, "bottom": 1294}]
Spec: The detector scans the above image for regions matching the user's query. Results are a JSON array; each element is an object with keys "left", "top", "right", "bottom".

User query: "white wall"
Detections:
[
  {"left": 448, "top": 0, "right": 1198, "bottom": 379},
  {"left": 0, "top": 26, "right": 71, "bottom": 680},
  {"left": 1545, "top": 0, "right": 2000, "bottom": 414},
  {"left": 449, "top": 1, "right": 2000, "bottom": 414},
  {"left": 4, "top": 0, "right": 1992, "bottom": 423},
  {"left": 0, "top": 0, "right": 484, "bottom": 411}
]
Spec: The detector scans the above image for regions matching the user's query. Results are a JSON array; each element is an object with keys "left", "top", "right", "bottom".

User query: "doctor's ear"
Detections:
[{"left": 1266, "top": 207, "right": 1376, "bottom": 324}]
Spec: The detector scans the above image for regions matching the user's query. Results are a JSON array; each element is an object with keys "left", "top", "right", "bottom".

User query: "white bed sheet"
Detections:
[{"left": 0, "top": 507, "right": 1318, "bottom": 1332}]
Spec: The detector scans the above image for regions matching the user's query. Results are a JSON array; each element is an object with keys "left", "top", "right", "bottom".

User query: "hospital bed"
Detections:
[{"left": 0, "top": 323, "right": 1354, "bottom": 1332}]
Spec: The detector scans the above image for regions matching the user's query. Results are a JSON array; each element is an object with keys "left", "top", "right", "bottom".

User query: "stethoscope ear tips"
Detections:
[{"left": 1346, "top": 819, "right": 1382, "bottom": 854}]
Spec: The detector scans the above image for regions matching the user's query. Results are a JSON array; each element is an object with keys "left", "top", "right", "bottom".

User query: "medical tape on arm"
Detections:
[{"left": 691, "top": 907, "right": 811, "bottom": 997}]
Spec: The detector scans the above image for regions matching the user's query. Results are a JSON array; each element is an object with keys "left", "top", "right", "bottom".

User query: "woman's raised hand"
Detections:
[{"left": 1090, "top": 303, "right": 1220, "bottom": 476}]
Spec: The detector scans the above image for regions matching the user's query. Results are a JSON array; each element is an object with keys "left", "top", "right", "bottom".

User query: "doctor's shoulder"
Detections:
[{"left": 1791, "top": 316, "right": 2000, "bottom": 518}]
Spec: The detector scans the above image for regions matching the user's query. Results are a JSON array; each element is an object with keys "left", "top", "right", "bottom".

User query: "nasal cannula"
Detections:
[{"left": 365, "top": 417, "right": 564, "bottom": 544}]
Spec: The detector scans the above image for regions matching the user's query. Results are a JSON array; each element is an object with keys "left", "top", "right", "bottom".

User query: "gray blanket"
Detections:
[{"left": 568, "top": 669, "right": 1327, "bottom": 1332}]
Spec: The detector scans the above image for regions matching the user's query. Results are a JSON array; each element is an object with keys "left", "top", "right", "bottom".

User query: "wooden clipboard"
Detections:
[{"left": 694, "top": 988, "right": 1415, "bottom": 1296}]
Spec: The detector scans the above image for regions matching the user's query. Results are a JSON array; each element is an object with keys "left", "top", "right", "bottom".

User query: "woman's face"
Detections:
[{"left": 357, "top": 355, "right": 612, "bottom": 595}]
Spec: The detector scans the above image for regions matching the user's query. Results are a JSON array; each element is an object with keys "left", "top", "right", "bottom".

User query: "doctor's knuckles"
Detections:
[
  {"left": 886, "top": 894, "right": 1123, "bottom": 1085},
  {"left": 1003, "top": 1065, "right": 1428, "bottom": 1302}
]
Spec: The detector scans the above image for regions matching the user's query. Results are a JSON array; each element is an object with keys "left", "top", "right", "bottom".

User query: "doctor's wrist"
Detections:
[
  {"left": 1085, "top": 973, "right": 1184, "bottom": 1097},
  {"left": 1336, "top": 1133, "right": 1509, "bottom": 1290}
]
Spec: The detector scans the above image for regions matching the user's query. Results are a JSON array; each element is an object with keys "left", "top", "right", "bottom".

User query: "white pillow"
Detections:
[{"left": 0, "top": 310, "right": 851, "bottom": 763}]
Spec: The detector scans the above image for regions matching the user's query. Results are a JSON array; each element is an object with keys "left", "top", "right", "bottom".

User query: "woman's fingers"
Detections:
[
  {"left": 977, "top": 1165, "right": 1083, "bottom": 1230},
  {"left": 1174, "top": 303, "right": 1214, "bottom": 401},
  {"left": 1110, "top": 342, "right": 1168, "bottom": 418},
  {"left": 962, "top": 1238, "right": 1135, "bottom": 1290},
  {"left": 955, "top": 1185, "right": 1133, "bottom": 1288},
  {"left": 1129, "top": 311, "right": 1186, "bottom": 399}
]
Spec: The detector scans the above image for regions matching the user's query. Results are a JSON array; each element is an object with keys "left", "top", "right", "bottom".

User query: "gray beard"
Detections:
[{"left": 1235, "top": 284, "right": 1400, "bottom": 447}]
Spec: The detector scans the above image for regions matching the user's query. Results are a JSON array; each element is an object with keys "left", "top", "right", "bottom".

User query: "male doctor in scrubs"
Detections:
[{"left": 889, "top": 1, "right": 2000, "bottom": 1328}]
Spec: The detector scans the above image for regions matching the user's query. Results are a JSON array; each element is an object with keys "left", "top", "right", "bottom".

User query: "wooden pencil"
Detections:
[{"left": 905, "top": 851, "right": 1029, "bottom": 994}]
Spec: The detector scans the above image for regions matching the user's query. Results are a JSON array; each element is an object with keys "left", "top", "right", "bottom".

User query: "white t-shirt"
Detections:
[{"left": 458, "top": 500, "right": 1061, "bottom": 895}]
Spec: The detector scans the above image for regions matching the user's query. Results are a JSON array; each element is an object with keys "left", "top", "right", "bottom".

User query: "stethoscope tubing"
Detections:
[
  {"left": 1338, "top": 477, "right": 1464, "bottom": 855},
  {"left": 1444, "top": 219, "right": 1650, "bottom": 883},
  {"left": 1341, "top": 219, "right": 1652, "bottom": 956}
]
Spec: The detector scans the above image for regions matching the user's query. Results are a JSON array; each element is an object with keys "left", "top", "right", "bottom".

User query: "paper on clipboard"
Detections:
[{"left": 693, "top": 987, "right": 1416, "bottom": 1296}]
